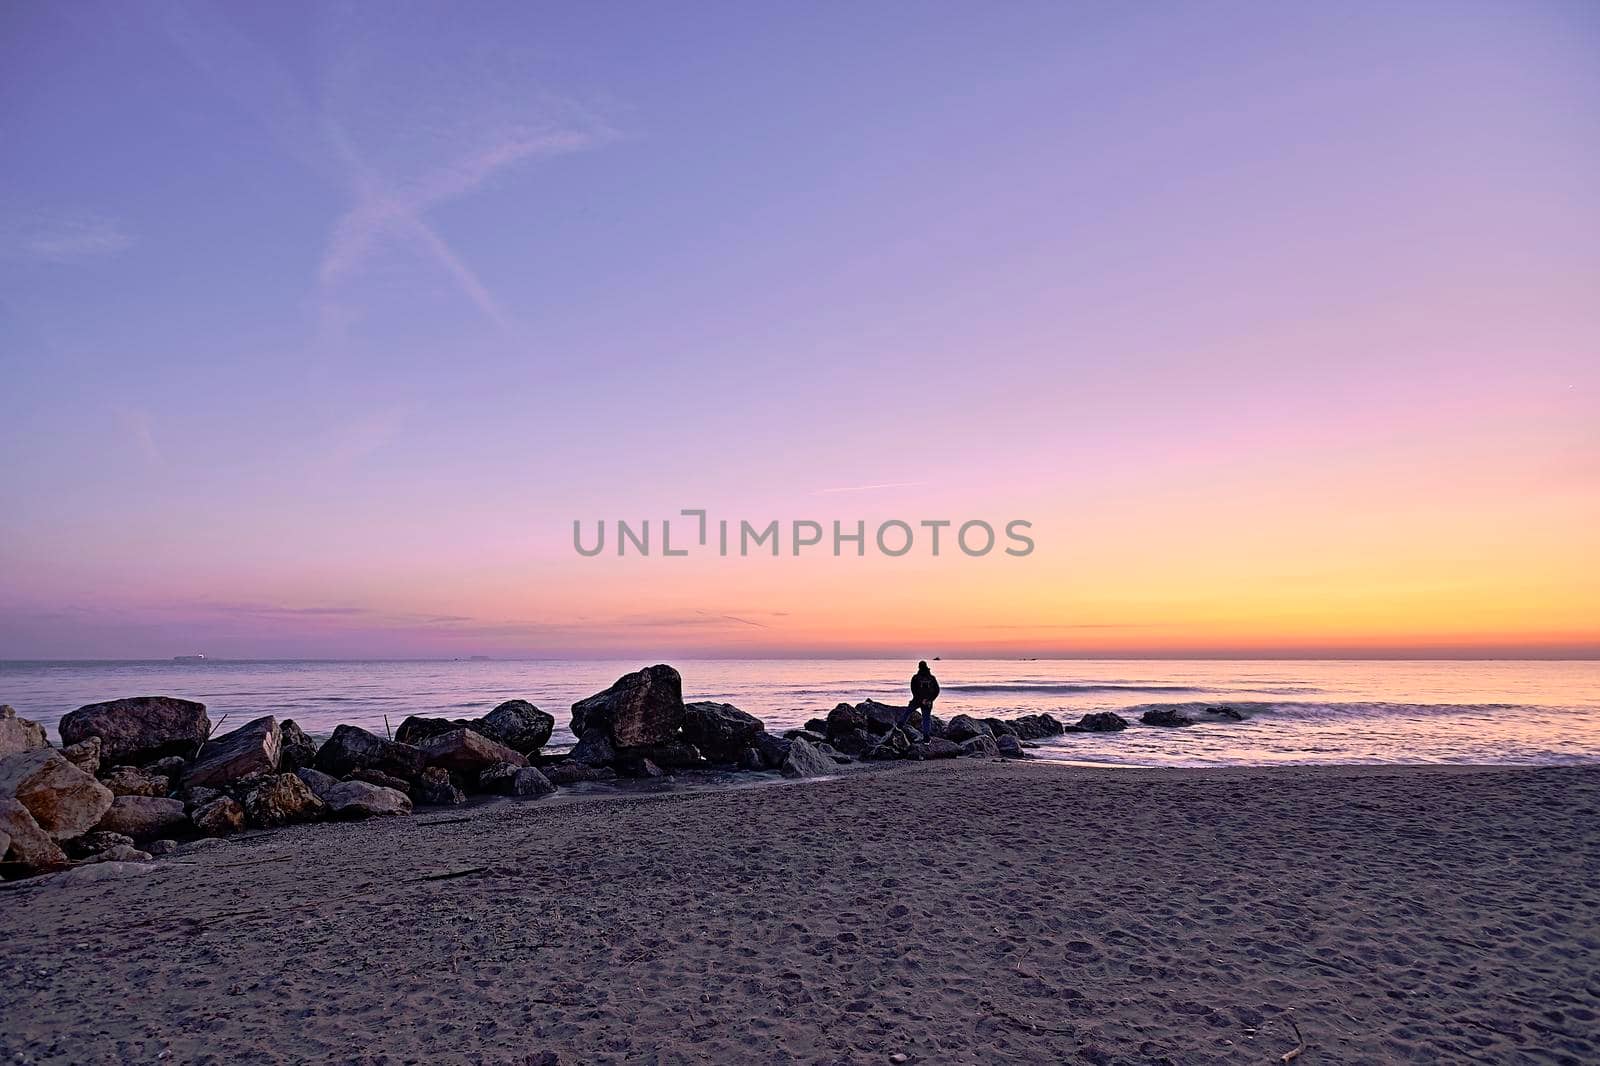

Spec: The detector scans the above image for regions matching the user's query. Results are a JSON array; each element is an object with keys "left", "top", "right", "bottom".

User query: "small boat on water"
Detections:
[{"left": 173, "top": 654, "right": 207, "bottom": 662}]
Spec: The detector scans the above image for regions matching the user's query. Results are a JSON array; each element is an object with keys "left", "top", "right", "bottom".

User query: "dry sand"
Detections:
[{"left": 2, "top": 760, "right": 1598, "bottom": 1065}]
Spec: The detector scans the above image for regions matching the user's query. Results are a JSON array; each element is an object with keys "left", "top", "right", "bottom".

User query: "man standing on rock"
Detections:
[{"left": 896, "top": 661, "right": 940, "bottom": 742}]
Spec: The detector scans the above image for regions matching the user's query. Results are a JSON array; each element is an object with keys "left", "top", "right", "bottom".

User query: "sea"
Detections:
[{"left": 3, "top": 658, "right": 1597, "bottom": 768}]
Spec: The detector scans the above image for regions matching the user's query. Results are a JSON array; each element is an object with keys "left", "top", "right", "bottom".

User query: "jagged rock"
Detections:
[
  {"left": 65, "top": 831, "right": 136, "bottom": 859},
  {"left": 314, "top": 725, "right": 425, "bottom": 781},
  {"left": 324, "top": 780, "right": 411, "bottom": 819},
  {"left": 1009, "top": 714, "right": 1065, "bottom": 739},
  {"left": 477, "top": 762, "right": 522, "bottom": 794},
  {"left": 569, "top": 728, "right": 617, "bottom": 767},
  {"left": 1206, "top": 706, "right": 1245, "bottom": 721},
  {"left": 145, "top": 756, "right": 188, "bottom": 782},
  {"left": 420, "top": 729, "right": 528, "bottom": 773},
  {"left": 804, "top": 717, "right": 829, "bottom": 735},
  {"left": 349, "top": 768, "right": 413, "bottom": 792},
  {"left": 59, "top": 696, "right": 210, "bottom": 765},
  {"left": 828, "top": 728, "right": 874, "bottom": 757},
  {"left": 0, "top": 749, "right": 115, "bottom": 839},
  {"left": 618, "top": 757, "right": 664, "bottom": 779},
  {"left": 278, "top": 720, "right": 319, "bottom": 771},
  {"left": 182, "top": 785, "right": 222, "bottom": 810},
  {"left": 824, "top": 703, "right": 867, "bottom": 737},
  {"left": 752, "top": 731, "right": 792, "bottom": 770},
  {"left": 241, "top": 774, "right": 325, "bottom": 828},
  {"left": 570, "top": 664, "right": 685, "bottom": 747},
  {"left": 481, "top": 700, "right": 556, "bottom": 754},
  {"left": 511, "top": 767, "right": 556, "bottom": 797},
  {"left": 782, "top": 729, "right": 827, "bottom": 744},
  {"left": 293, "top": 767, "right": 340, "bottom": 802},
  {"left": 146, "top": 839, "right": 178, "bottom": 857},
  {"left": 393, "top": 715, "right": 476, "bottom": 747},
  {"left": 918, "top": 737, "right": 963, "bottom": 759},
  {"left": 858, "top": 700, "right": 905, "bottom": 733},
  {"left": 191, "top": 796, "right": 244, "bottom": 836},
  {"left": 983, "top": 717, "right": 1018, "bottom": 738},
  {"left": 95, "top": 795, "right": 187, "bottom": 839},
  {"left": 944, "top": 715, "right": 990, "bottom": 743},
  {"left": 682, "top": 701, "right": 765, "bottom": 762},
  {"left": 1141, "top": 708, "right": 1195, "bottom": 728},
  {"left": 415, "top": 767, "right": 466, "bottom": 806},
  {"left": 186, "top": 716, "right": 281, "bottom": 788},
  {"left": 0, "top": 705, "right": 48, "bottom": 757},
  {"left": 80, "top": 844, "right": 152, "bottom": 865},
  {"left": 0, "top": 797, "right": 68, "bottom": 870},
  {"left": 736, "top": 747, "right": 765, "bottom": 771},
  {"left": 865, "top": 728, "right": 914, "bottom": 760},
  {"left": 780, "top": 737, "right": 835, "bottom": 778},
  {"left": 60, "top": 737, "right": 101, "bottom": 776},
  {"left": 960, "top": 735, "right": 1000, "bottom": 758},
  {"left": 996, "top": 735, "right": 1027, "bottom": 758},
  {"left": 543, "top": 762, "right": 618, "bottom": 786},
  {"left": 1076, "top": 712, "right": 1128, "bottom": 732},
  {"left": 102, "top": 765, "right": 170, "bottom": 798},
  {"left": 615, "top": 740, "right": 703, "bottom": 770}
]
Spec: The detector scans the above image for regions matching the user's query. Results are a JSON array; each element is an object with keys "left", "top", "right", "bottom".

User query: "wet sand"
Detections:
[{"left": 3, "top": 761, "right": 1597, "bottom": 1065}]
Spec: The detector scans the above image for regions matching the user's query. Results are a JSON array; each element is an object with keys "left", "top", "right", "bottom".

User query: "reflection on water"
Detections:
[{"left": 2, "top": 658, "right": 1596, "bottom": 768}]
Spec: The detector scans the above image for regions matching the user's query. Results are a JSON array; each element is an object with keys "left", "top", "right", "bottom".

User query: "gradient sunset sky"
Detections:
[{"left": 3, "top": 2, "right": 1596, "bottom": 660}]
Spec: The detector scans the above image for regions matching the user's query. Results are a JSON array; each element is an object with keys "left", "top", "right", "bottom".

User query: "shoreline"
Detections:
[{"left": 5, "top": 760, "right": 1597, "bottom": 1064}]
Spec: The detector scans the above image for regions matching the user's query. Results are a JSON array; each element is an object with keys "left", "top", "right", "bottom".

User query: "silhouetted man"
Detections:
[{"left": 896, "top": 660, "right": 940, "bottom": 742}]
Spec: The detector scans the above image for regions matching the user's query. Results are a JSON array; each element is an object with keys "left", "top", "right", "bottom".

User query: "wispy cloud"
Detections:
[
  {"left": 814, "top": 481, "right": 927, "bottom": 495},
  {"left": 9, "top": 214, "right": 134, "bottom": 263}
]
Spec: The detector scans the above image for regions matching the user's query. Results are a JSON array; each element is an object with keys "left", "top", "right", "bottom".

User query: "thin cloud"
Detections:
[
  {"left": 814, "top": 481, "right": 927, "bottom": 495},
  {"left": 12, "top": 214, "right": 134, "bottom": 263}
]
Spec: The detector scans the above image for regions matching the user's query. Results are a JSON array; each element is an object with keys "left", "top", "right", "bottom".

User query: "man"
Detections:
[{"left": 896, "top": 660, "right": 940, "bottom": 742}]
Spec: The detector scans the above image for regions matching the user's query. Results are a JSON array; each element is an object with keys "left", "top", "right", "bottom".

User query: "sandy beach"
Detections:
[{"left": 3, "top": 760, "right": 1597, "bottom": 1065}]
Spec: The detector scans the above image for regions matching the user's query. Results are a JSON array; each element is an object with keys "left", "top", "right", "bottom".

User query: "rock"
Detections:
[
  {"left": 0, "top": 705, "right": 48, "bottom": 757},
  {"left": 293, "top": 767, "right": 340, "bottom": 802},
  {"left": 144, "top": 755, "right": 188, "bottom": 783},
  {"left": 570, "top": 664, "right": 685, "bottom": 747},
  {"left": 59, "top": 696, "right": 210, "bottom": 766},
  {"left": 618, "top": 757, "right": 664, "bottom": 779},
  {"left": 314, "top": 725, "right": 425, "bottom": 782},
  {"left": 615, "top": 740, "right": 703, "bottom": 770},
  {"left": 829, "top": 728, "right": 875, "bottom": 757},
  {"left": 480, "top": 700, "right": 556, "bottom": 754},
  {"left": 751, "top": 731, "right": 792, "bottom": 770},
  {"left": 682, "top": 701, "right": 765, "bottom": 761},
  {"left": 944, "top": 714, "right": 990, "bottom": 743},
  {"left": 101, "top": 765, "right": 171, "bottom": 798},
  {"left": 736, "top": 747, "right": 765, "bottom": 772},
  {"left": 996, "top": 735, "right": 1027, "bottom": 758},
  {"left": 865, "top": 728, "right": 914, "bottom": 760},
  {"left": 511, "top": 767, "right": 557, "bottom": 797},
  {"left": 419, "top": 728, "right": 528, "bottom": 773},
  {"left": 543, "top": 762, "right": 617, "bottom": 785},
  {"left": 780, "top": 737, "right": 835, "bottom": 778},
  {"left": 472, "top": 762, "right": 518, "bottom": 794},
  {"left": 241, "top": 774, "right": 325, "bottom": 829},
  {"left": 183, "top": 785, "right": 222, "bottom": 810},
  {"left": 1141, "top": 708, "right": 1195, "bottom": 728},
  {"left": 393, "top": 715, "right": 477, "bottom": 747},
  {"left": 858, "top": 700, "right": 905, "bottom": 733},
  {"left": 568, "top": 728, "right": 617, "bottom": 767},
  {"left": 186, "top": 715, "right": 281, "bottom": 788},
  {"left": 960, "top": 735, "right": 1000, "bottom": 758},
  {"left": 0, "top": 749, "right": 115, "bottom": 839},
  {"left": 349, "top": 768, "right": 413, "bottom": 792},
  {"left": 0, "top": 797, "right": 68, "bottom": 869},
  {"left": 983, "top": 717, "right": 1018, "bottom": 738},
  {"left": 278, "top": 720, "right": 319, "bottom": 771},
  {"left": 192, "top": 796, "right": 245, "bottom": 836},
  {"left": 1075, "top": 712, "right": 1129, "bottom": 733},
  {"left": 1009, "top": 714, "right": 1065, "bottom": 739},
  {"left": 782, "top": 728, "right": 827, "bottom": 744},
  {"left": 824, "top": 703, "right": 868, "bottom": 738},
  {"left": 95, "top": 795, "right": 188, "bottom": 839},
  {"left": 60, "top": 737, "right": 102, "bottom": 776},
  {"left": 1206, "top": 705, "right": 1246, "bottom": 721},
  {"left": 324, "top": 780, "right": 412, "bottom": 819},
  {"left": 415, "top": 767, "right": 466, "bottom": 806},
  {"left": 146, "top": 838, "right": 178, "bottom": 857},
  {"left": 80, "top": 844, "right": 152, "bottom": 865},
  {"left": 918, "top": 737, "right": 963, "bottom": 759},
  {"left": 66, "top": 831, "right": 136, "bottom": 859},
  {"left": 804, "top": 717, "right": 830, "bottom": 735}
]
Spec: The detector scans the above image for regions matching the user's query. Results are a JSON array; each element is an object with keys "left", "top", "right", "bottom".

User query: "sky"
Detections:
[{"left": 2, "top": 1, "right": 1597, "bottom": 660}]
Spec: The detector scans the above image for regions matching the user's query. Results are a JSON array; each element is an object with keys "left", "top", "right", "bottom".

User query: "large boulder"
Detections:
[
  {"left": 828, "top": 727, "right": 875, "bottom": 758},
  {"left": 1141, "top": 708, "right": 1195, "bottom": 728},
  {"left": 480, "top": 700, "right": 555, "bottom": 754},
  {"left": 0, "top": 797, "right": 68, "bottom": 870},
  {"left": 0, "top": 749, "right": 115, "bottom": 840},
  {"left": 192, "top": 796, "right": 245, "bottom": 836},
  {"left": 186, "top": 716, "right": 281, "bottom": 788},
  {"left": 0, "top": 705, "right": 47, "bottom": 757},
  {"left": 324, "top": 780, "right": 411, "bottom": 819},
  {"left": 858, "top": 700, "right": 905, "bottom": 733},
  {"left": 960, "top": 735, "right": 1000, "bottom": 758},
  {"left": 393, "top": 715, "right": 476, "bottom": 747},
  {"left": 996, "top": 735, "right": 1027, "bottom": 758},
  {"left": 511, "top": 767, "right": 556, "bottom": 797},
  {"left": 1009, "top": 714, "right": 1065, "bottom": 739},
  {"left": 865, "top": 728, "right": 914, "bottom": 760},
  {"left": 241, "top": 773, "right": 325, "bottom": 828},
  {"left": 568, "top": 728, "right": 617, "bottom": 767},
  {"left": 419, "top": 729, "right": 528, "bottom": 773},
  {"left": 615, "top": 739, "right": 704, "bottom": 771},
  {"left": 1075, "top": 712, "right": 1128, "bottom": 733},
  {"left": 95, "top": 796, "right": 188, "bottom": 840},
  {"left": 919, "top": 737, "right": 963, "bottom": 759},
  {"left": 58, "top": 696, "right": 211, "bottom": 765},
  {"left": 314, "top": 725, "right": 425, "bottom": 781},
  {"left": 414, "top": 767, "right": 466, "bottom": 806},
  {"left": 823, "top": 703, "right": 868, "bottom": 739},
  {"left": 944, "top": 714, "right": 990, "bottom": 743},
  {"left": 60, "top": 737, "right": 102, "bottom": 776},
  {"left": 751, "top": 731, "right": 792, "bottom": 770},
  {"left": 476, "top": 762, "right": 521, "bottom": 794},
  {"left": 101, "top": 765, "right": 170, "bottom": 798},
  {"left": 277, "top": 720, "right": 319, "bottom": 771},
  {"left": 293, "top": 767, "right": 340, "bottom": 802},
  {"left": 779, "top": 737, "right": 835, "bottom": 779},
  {"left": 570, "top": 665, "right": 685, "bottom": 747},
  {"left": 682, "top": 701, "right": 764, "bottom": 762}
]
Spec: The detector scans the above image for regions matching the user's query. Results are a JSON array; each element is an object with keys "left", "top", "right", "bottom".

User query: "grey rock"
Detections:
[
  {"left": 393, "top": 715, "right": 476, "bottom": 747},
  {"left": 824, "top": 703, "right": 868, "bottom": 738},
  {"left": 192, "top": 796, "right": 245, "bottom": 836},
  {"left": 183, "top": 785, "right": 222, "bottom": 810},
  {"left": 752, "top": 731, "right": 792, "bottom": 770},
  {"left": 59, "top": 696, "right": 211, "bottom": 765},
  {"left": 682, "top": 701, "right": 765, "bottom": 762},
  {"left": 983, "top": 717, "right": 1018, "bottom": 738},
  {"left": 324, "top": 780, "right": 412, "bottom": 819},
  {"left": 314, "top": 725, "right": 425, "bottom": 781},
  {"left": 997, "top": 735, "right": 1027, "bottom": 758},
  {"left": 60, "top": 737, "right": 102, "bottom": 776},
  {"left": 480, "top": 700, "right": 555, "bottom": 754},
  {"left": 278, "top": 719, "right": 319, "bottom": 771},
  {"left": 241, "top": 774, "right": 325, "bottom": 828},
  {"left": 146, "top": 839, "right": 179, "bottom": 857},
  {"left": 780, "top": 737, "right": 835, "bottom": 779},
  {"left": 919, "top": 737, "right": 963, "bottom": 759},
  {"left": 0, "top": 748, "right": 115, "bottom": 840},
  {"left": 95, "top": 795, "right": 188, "bottom": 839},
  {"left": 944, "top": 714, "right": 989, "bottom": 743},
  {"left": 960, "top": 735, "right": 1000, "bottom": 758},
  {"left": 0, "top": 797, "right": 68, "bottom": 869},
  {"left": 511, "top": 766, "right": 556, "bottom": 797},
  {"left": 293, "top": 767, "right": 340, "bottom": 802},
  {"left": 1206, "top": 705, "right": 1246, "bottom": 721},
  {"left": 144, "top": 755, "right": 189, "bottom": 783},
  {"left": 186, "top": 715, "right": 281, "bottom": 788},
  {"left": 615, "top": 739, "right": 703, "bottom": 770},
  {"left": 80, "top": 844, "right": 152, "bottom": 864},
  {"left": 543, "top": 761, "right": 618, "bottom": 785},
  {"left": 415, "top": 766, "right": 466, "bottom": 806},
  {"left": 1075, "top": 712, "right": 1129, "bottom": 733},
  {"left": 1141, "top": 708, "right": 1195, "bottom": 728},
  {"left": 419, "top": 728, "right": 528, "bottom": 773},
  {"left": 101, "top": 765, "right": 170, "bottom": 798},
  {"left": 1008, "top": 713, "right": 1065, "bottom": 739},
  {"left": 782, "top": 728, "right": 827, "bottom": 744},
  {"left": 568, "top": 728, "right": 617, "bottom": 767},
  {"left": 736, "top": 747, "right": 765, "bottom": 772},
  {"left": 349, "top": 767, "right": 414, "bottom": 792},
  {"left": 476, "top": 762, "right": 522, "bottom": 794},
  {"left": 570, "top": 664, "right": 685, "bottom": 747},
  {"left": 65, "top": 831, "right": 137, "bottom": 859},
  {"left": 618, "top": 757, "right": 665, "bottom": 779},
  {"left": 0, "top": 705, "right": 48, "bottom": 757}
]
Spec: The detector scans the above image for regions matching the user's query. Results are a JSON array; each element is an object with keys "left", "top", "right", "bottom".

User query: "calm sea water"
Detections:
[{"left": 2, "top": 659, "right": 1597, "bottom": 768}]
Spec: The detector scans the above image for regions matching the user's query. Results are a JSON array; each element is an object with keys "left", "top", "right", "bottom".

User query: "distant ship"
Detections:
[{"left": 173, "top": 654, "right": 207, "bottom": 662}]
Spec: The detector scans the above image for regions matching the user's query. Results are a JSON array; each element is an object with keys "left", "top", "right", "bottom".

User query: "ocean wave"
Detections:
[
  {"left": 1119, "top": 700, "right": 1530, "bottom": 722},
  {"left": 945, "top": 682, "right": 1208, "bottom": 695}
]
